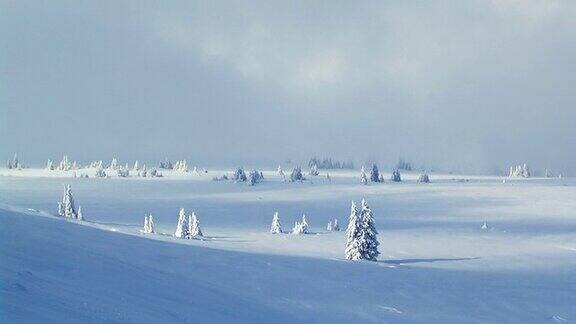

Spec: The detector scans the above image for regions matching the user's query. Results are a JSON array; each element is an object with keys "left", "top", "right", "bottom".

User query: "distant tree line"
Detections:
[{"left": 308, "top": 157, "right": 354, "bottom": 169}]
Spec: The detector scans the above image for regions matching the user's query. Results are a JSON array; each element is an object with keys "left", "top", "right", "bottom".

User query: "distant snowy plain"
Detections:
[{"left": 1, "top": 168, "right": 575, "bottom": 322}]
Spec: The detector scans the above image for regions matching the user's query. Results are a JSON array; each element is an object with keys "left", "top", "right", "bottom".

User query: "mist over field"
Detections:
[{"left": 1, "top": 0, "right": 575, "bottom": 173}]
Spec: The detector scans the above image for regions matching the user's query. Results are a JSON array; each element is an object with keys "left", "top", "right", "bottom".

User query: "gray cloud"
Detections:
[{"left": 1, "top": 0, "right": 575, "bottom": 174}]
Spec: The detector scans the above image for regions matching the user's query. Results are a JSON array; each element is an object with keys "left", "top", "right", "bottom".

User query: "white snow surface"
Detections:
[{"left": 1, "top": 168, "right": 575, "bottom": 322}]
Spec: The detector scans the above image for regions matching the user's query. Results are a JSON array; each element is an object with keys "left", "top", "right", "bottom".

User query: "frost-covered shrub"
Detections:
[
  {"left": 290, "top": 167, "right": 305, "bottom": 182},
  {"left": 391, "top": 169, "right": 402, "bottom": 182}
]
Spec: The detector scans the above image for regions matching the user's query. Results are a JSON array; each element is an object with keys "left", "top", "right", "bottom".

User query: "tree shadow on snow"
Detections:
[{"left": 382, "top": 257, "right": 480, "bottom": 265}]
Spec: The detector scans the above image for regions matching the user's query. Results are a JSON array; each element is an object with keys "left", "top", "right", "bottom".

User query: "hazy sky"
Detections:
[{"left": 1, "top": 0, "right": 575, "bottom": 173}]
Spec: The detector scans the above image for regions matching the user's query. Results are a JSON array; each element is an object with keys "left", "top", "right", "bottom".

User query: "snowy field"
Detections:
[{"left": 1, "top": 168, "right": 575, "bottom": 323}]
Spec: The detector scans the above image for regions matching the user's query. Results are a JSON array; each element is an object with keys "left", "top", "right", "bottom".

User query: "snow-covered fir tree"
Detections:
[
  {"left": 189, "top": 212, "right": 203, "bottom": 238},
  {"left": 60, "top": 185, "right": 79, "bottom": 219},
  {"left": 57, "top": 202, "right": 63, "bottom": 216},
  {"left": 94, "top": 167, "right": 107, "bottom": 178},
  {"left": 117, "top": 168, "right": 129, "bottom": 177},
  {"left": 109, "top": 158, "right": 118, "bottom": 170},
  {"left": 77, "top": 206, "right": 83, "bottom": 221},
  {"left": 370, "top": 164, "right": 381, "bottom": 182},
  {"left": 270, "top": 211, "right": 282, "bottom": 234},
  {"left": 174, "top": 160, "right": 188, "bottom": 172},
  {"left": 277, "top": 165, "right": 286, "bottom": 181},
  {"left": 133, "top": 161, "right": 139, "bottom": 172},
  {"left": 290, "top": 167, "right": 305, "bottom": 182},
  {"left": 545, "top": 169, "right": 552, "bottom": 178},
  {"left": 509, "top": 164, "right": 531, "bottom": 178},
  {"left": 57, "top": 155, "right": 72, "bottom": 171},
  {"left": 143, "top": 215, "right": 150, "bottom": 233},
  {"left": 309, "top": 164, "right": 319, "bottom": 176},
  {"left": 345, "top": 201, "right": 362, "bottom": 260},
  {"left": 300, "top": 214, "right": 309, "bottom": 234},
  {"left": 332, "top": 218, "right": 340, "bottom": 231},
  {"left": 148, "top": 214, "right": 155, "bottom": 233},
  {"left": 391, "top": 169, "right": 402, "bottom": 182},
  {"left": 327, "top": 221, "right": 333, "bottom": 231},
  {"left": 360, "top": 166, "right": 368, "bottom": 185},
  {"left": 233, "top": 167, "right": 248, "bottom": 182},
  {"left": 292, "top": 221, "right": 305, "bottom": 234},
  {"left": 174, "top": 208, "right": 189, "bottom": 238},
  {"left": 248, "top": 170, "right": 264, "bottom": 185},
  {"left": 418, "top": 172, "right": 430, "bottom": 183},
  {"left": 46, "top": 159, "right": 54, "bottom": 170},
  {"left": 357, "top": 199, "right": 379, "bottom": 261}
]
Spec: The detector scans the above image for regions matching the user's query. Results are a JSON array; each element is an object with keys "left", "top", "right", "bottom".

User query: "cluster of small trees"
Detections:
[
  {"left": 269, "top": 199, "right": 379, "bottom": 261},
  {"left": 142, "top": 214, "right": 155, "bottom": 234},
  {"left": 509, "top": 164, "right": 530, "bottom": 178},
  {"left": 290, "top": 167, "right": 306, "bottom": 182},
  {"left": 173, "top": 160, "right": 188, "bottom": 172},
  {"left": 396, "top": 159, "right": 413, "bottom": 171},
  {"left": 57, "top": 185, "right": 83, "bottom": 220},
  {"left": 174, "top": 208, "right": 203, "bottom": 239},
  {"left": 248, "top": 170, "right": 264, "bottom": 185},
  {"left": 308, "top": 157, "right": 354, "bottom": 169},
  {"left": 6, "top": 153, "right": 23, "bottom": 170},
  {"left": 360, "top": 164, "right": 408, "bottom": 184}
]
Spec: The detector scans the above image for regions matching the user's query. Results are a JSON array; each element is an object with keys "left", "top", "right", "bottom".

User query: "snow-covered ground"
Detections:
[{"left": 1, "top": 168, "right": 575, "bottom": 322}]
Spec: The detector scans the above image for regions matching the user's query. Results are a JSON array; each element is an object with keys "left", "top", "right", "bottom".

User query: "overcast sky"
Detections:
[{"left": 1, "top": 0, "right": 575, "bottom": 174}]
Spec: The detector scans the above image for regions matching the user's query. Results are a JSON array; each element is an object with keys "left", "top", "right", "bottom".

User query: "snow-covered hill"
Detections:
[{"left": 1, "top": 169, "right": 575, "bottom": 322}]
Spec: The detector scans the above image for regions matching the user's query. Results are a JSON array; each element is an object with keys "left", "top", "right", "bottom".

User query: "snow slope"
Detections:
[{"left": 1, "top": 169, "right": 575, "bottom": 322}]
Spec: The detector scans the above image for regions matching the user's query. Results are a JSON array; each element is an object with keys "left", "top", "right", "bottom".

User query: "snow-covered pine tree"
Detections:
[
  {"left": 333, "top": 218, "right": 340, "bottom": 231},
  {"left": 133, "top": 161, "right": 139, "bottom": 171},
  {"left": 77, "top": 206, "right": 83, "bottom": 221},
  {"left": 357, "top": 199, "right": 380, "bottom": 261},
  {"left": 61, "top": 185, "right": 78, "bottom": 219},
  {"left": 148, "top": 214, "right": 155, "bottom": 234},
  {"left": 143, "top": 215, "right": 150, "bottom": 233},
  {"left": 345, "top": 200, "right": 362, "bottom": 260},
  {"left": 292, "top": 221, "right": 304, "bottom": 234},
  {"left": 545, "top": 169, "right": 552, "bottom": 178},
  {"left": 309, "top": 164, "right": 319, "bottom": 176},
  {"left": 290, "top": 167, "right": 305, "bottom": 182},
  {"left": 174, "top": 208, "right": 189, "bottom": 238},
  {"left": 233, "top": 167, "right": 248, "bottom": 182},
  {"left": 360, "top": 166, "right": 368, "bottom": 185},
  {"left": 378, "top": 174, "right": 384, "bottom": 183},
  {"left": 270, "top": 211, "right": 282, "bottom": 234},
  {"left": 57, "top": 202, "right": 63, "bottom": 216},
  {"left": 418, "top": 172, "right": 430, "bottom": 183},
  {"left": 522, "top": 164, "right": 530, "bottom": 178},
  {"left": 370, "top": 164, "right": 380, "bottom": 182},
  {"left": 391, "top": 169, "right": 402, "bottom": 182},
  {"left": 300, "top": 214, "right": 309, "bottom": 234},
  {"left": 46, "top": 159, "right": 54, "bottom": 170},
  {"left": 249, "top": 170, "right": 262, "bottom": 185},
  {"left": 189, "top": 212, "right": 203, "bottom": 238},
  {"left": 109, "top": 158, "right": 118, "bottom": 170},
  {"left": 327, "top": 221, "right": 333, "bottom": 231}
]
